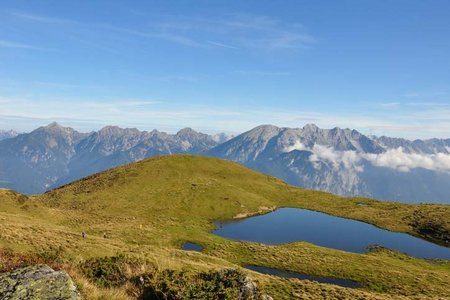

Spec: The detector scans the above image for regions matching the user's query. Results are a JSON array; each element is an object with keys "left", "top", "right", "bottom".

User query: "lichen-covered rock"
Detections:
[
  {"left": 239, "top": 276, "right": 258, "bottom": 299},
  {"left": 239, "top": 276, "right": 272, "bottom": 300},
  {"left": 0, "top": 264, "right": 80, "bottom": 300}
]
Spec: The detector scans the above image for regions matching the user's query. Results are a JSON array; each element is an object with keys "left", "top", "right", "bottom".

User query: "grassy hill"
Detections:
[{"left": 0, "top": 155, "right": 449, "bottom": 299}]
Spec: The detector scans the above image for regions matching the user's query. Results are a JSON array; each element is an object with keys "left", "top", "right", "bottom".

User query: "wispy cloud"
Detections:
[
  {"left": 405, "top": 102, "right": 450, "bottom": 107},
  {"left": 8, "top": 11, "right": 75, "bottom": 25},
  {"left": 0, "top": 39, "right": 45, "bottom": 50},
  {"left": 209, "top": 13, "right": 316, "bottom": 49},
  {"left": 82, "top": 100, "right": 162, "bottom": 109},
  {"left": 0, "top": 79, "right": 104, "bottom": 91},
  {"left": 33, "top": 81, "right": 101, "bottom": 89},
  {"left": 206, "top": 41, "right": 238, "bottom": 49},
  {"left": 379, "top": 102, "right": 401, "bottom": 108},
  {"left": 102, "top": 25, "right": 205, "bottom": 47},
  {"left": 9, "top": 10, "right": 314, "bottom": 51},
  {"left": 1, "top": 94, "right": 450, "bottom": 138},
  {"left": 403, "top": 91, "right": 448, "bottom": 98},
  {"left": 232, "top": 70, "right": 290, "bottom": 76}
]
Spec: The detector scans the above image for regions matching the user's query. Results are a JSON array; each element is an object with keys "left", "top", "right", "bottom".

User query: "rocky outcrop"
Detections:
[
  {"left": 239, "top": 276, "right": 273, "bottom": 300},
  {"left": 0, "top": 265, "right": 80, "bottom": 300}
]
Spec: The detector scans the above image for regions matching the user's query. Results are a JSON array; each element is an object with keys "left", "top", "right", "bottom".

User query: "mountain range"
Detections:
[
  {"left": 208, "top": 124, "right": 450, "bottom": 203},
  {"left": 1, "top": 122, "right": 449, "bottom": 203}
]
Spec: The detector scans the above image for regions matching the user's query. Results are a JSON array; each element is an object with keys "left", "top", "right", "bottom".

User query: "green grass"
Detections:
[{"left": 1, "top": 155, "right": 449, "bottom": 299}]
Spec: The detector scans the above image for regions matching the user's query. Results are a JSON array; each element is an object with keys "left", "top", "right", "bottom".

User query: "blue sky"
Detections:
[{"left": 0, "top": 0, "right": 449, "bottom": 138}]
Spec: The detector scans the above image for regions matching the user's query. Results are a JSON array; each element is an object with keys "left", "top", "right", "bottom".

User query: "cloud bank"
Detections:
[
  {"left": 285, "top": 143, "right": 450, "bottom": 173},
  {"left": 365, "top": 148, "right": 450, "bottom": 173}
]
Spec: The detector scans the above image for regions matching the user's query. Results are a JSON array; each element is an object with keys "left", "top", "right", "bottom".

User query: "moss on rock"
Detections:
[{"left": 0, "top": 264, "right": 80, "bottom": 300}]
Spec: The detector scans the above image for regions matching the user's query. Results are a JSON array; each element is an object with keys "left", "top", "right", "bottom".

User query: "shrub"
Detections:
[
  {"left": 79, "top": 255, "right": 129, "bottom": 287},
  {"left": 139, "top": 269, "right": 250, "bottom": 300}
]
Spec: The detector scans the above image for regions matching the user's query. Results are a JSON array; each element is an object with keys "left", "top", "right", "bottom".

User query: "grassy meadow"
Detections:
[{"left": 0, "top": 155, "right": 449, "bottom": 299}]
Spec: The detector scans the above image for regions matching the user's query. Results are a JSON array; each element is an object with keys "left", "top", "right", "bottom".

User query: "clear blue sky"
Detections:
[{"left": 0, "top": 0, "right": 449, "bottom": 138}]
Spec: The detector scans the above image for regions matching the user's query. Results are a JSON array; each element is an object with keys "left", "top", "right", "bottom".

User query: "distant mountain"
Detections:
[
  {"left": 374, "top": 136, "right": 450, "bottom": 154},
  {"left": 1, "top": 122, "right": 449, "bottom": 203},
  {"left": 0, "top": 123, "right": 220, "bottom": 194},
  {"left": 207, "top": 124, "right": 450, "bottom": 204},
  {"left": 0, "top": 123, "right": 88, "bottom": 194},
  {"left": 0, "top": 130, "right": 18, "bottom": 141},
  {"left": 56, "top": 126, "right": 218, "bottom": 187}
]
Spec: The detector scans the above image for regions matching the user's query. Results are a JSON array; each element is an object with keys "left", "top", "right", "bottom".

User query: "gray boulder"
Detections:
[
  {"left": 0, "top": 264, "right": 80, "bottom": 300},
  {"left": 239, "top": 276, "right": 273, "bottom": 300}
]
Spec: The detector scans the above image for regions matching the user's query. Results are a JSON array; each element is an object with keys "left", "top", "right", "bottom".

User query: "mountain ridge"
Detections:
[
  {"left": 207, "top": 124, "right": 450, "bottom": 203},
  {"left": 1, "top": 122, "right": 449, "bottom": 203},
  {"left": 0, "top": 124, "right": 228, "bottom": 194}
]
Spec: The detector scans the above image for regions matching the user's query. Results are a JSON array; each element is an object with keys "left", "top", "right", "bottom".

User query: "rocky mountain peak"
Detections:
[
  {"left": 302, "top": 123, "right": 319, "bottom": 131},
  {"left": 100, "top": 125, "right": 140, "bottom": 134},
  {"left": 46, "top": 121, "right": 62, "bottom": 128},
  {"left": 245, "top": 124, "right": 280, "bottom": 140},
  {"left": 176, "top": 127, "right": 202, "bottom": 139},
  {"left": 34, "top": 122, "right": 77, "bottom": 136}
]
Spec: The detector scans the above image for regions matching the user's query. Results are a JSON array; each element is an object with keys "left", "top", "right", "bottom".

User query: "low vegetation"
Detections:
[{"left": 0, "top": 155, "right": 449, "bottom": 299}]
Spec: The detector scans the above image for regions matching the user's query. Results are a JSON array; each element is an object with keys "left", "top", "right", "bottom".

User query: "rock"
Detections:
[
  {"left": 0, "top": 264, "right": 80, "bottom": 300},
  {"left": 239, "top": 276, "right": 258, "bottom": 299},
  {"left": 239, "top": 276, "right": 272, "bottom": 300}
]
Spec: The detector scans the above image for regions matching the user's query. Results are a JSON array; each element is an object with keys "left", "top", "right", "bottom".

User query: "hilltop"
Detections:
[{"left": 0, "top": 155, "right": 449, "bottom": 299}]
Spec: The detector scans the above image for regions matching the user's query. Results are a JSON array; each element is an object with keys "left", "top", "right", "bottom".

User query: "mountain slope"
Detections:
[
  {"left": 1, "top": 155, "right": 449, "bottom": 299},
  {"left": 208, "top": 124, "right": 450, "bottom": 203},
  {"left": 0, "top": 124, "right": 220, "bottom": 194},
  {"left": 0, "top": 123, "right": 88, "bottom": 194}
]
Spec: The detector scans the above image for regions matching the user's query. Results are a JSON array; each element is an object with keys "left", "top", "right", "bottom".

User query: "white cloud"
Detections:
[
  {"left": 309, "top": 144, "right": 364, "bottom": 172},
  {"left": 285, "top": 143, "right": 450, "bottom": 174},
  {"left": 283, "top": 141, "right": 306, "bottom": 152},
  {"left": 365, "top": 148, "right": 450, "bottom": 173}
]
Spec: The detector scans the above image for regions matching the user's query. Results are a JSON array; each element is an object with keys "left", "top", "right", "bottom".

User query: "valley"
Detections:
[{"left": 0, "top": 155, "right": 449, "bottom": 299}]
